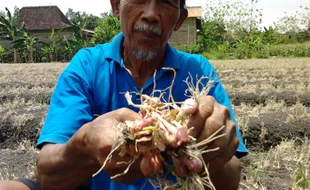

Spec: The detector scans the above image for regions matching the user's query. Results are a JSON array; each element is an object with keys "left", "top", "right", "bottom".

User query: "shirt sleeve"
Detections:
[
  {"left": 200, "top": 56, "right": 248, "bottom": 158},
  {"left": 36, "top": 50, "right": 95, "bottom": 148}
]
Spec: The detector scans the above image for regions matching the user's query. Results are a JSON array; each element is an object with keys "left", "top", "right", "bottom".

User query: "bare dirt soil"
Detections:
[
  {"left": 241, "top": 113, "right": 310, "bottom": 152},
  {"left": 0, "top": 117, "right": 42, "bottom": 149},
  {"left": 1, "top": 58, "right": 309, "bottom": 189},
  {"left": 0, "top": 149, "right": 37, "bottom": 180},
  {"left": 240, "top": 154, "right": 294, "bottom": 190},
  {"left": 229, "top": 91, "right": 310, "bottom": 107}
]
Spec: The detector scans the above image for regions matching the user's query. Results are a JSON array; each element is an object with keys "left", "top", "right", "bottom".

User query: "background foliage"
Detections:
[{"left": 0, "top": 1, "right": 309, "bottom": 63}]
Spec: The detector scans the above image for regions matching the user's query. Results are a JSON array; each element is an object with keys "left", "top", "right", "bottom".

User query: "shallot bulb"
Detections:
[{"left": 176, "top": 98, "right": 198, "bottom": 121}]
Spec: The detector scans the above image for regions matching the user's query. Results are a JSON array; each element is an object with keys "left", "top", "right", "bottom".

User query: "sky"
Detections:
[{"left": 1, "top": 0, "right": 310, "bottom": 27}]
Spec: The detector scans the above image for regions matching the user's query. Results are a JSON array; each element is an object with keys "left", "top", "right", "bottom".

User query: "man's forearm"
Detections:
[
  {"left": 36, "top": 123, "right": 100, "bottom": 190},
  {"left": 208, "top": 156, "right": 242, "bottom": 190}
]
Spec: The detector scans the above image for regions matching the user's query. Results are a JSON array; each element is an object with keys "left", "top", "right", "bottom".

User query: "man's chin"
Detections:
[{"left": 132, "top": 48, "right": 159, "bottom": 62}]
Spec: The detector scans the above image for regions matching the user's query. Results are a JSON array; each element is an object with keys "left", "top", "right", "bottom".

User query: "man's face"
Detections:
[{"left": 112, "top": 0, "right": 187, "bottom": 61}]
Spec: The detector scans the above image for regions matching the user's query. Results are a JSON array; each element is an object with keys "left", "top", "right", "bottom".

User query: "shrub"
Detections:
[
  {"left": 234, "top": 42, "right": 252, "bottom": 59},
  {"left": 175, "top": 45, "right": 189, "bottom": 52},
  {"left": 267, "top": 44, "right": 310, "bottom": 57}
]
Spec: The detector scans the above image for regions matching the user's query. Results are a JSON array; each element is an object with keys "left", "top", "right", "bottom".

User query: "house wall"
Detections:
[
  {"left": 30, "top": 31, "right": 74, "bottom": 43},
  {"left": 169, "top": 17, "right": 197, "bottom": 51},
  {"left": 0, "top": 40, "right": 13, "bottom": 49},
  {"left": 0, "top": 31, "right": 74, "bottom": 49}
]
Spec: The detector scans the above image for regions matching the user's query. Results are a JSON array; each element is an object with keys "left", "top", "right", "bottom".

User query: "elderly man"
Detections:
[{"left": 0, "top": 0, "right": 247, "bottom": 189}]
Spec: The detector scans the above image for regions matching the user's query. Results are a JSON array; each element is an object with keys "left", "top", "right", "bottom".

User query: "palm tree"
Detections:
[{"left": 0, "top": 7, "right": 24, "bottom": 63}]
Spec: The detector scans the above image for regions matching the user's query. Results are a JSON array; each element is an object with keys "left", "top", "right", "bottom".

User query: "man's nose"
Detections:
[{"left": 141, "top": 1, "right": 160, "bottom": 23}]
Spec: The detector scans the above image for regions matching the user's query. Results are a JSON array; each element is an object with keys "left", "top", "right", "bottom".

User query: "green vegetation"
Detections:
[
  {"left": 0, "top": 1, "right": 309, "bottom": 63},
  {"left": 0, "top": 8, "right": 120, "bottom": 63},
  {"left": 194, "top": 0, "right": 310, "bottom": 59}
]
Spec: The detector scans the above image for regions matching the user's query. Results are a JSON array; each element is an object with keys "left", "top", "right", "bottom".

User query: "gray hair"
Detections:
[{"left": 132, "top": 48, "right": 159, "bottom": 62}]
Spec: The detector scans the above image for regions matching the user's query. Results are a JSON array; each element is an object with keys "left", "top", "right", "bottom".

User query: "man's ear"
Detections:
[
  {"left": 110, "top": 0, "right": 120, "bottom": 19},
  {"left": 174, "top": 9, "right": 188, "bottom": 31}
]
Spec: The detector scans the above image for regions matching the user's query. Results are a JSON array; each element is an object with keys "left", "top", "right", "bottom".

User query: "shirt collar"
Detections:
[
  {"left": 104, "top": 32, "right": 124, "bottom": 64},
  {"left": 104, "top": 32, "right": 180, "bottom": 70},
  {"left": 161, "top": 42, "right": 180, "bottom": 70}
]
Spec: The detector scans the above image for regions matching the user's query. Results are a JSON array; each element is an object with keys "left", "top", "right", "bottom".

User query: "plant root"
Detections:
[{"left": 94, "top": 69, "right": 226, "bottom": 190}]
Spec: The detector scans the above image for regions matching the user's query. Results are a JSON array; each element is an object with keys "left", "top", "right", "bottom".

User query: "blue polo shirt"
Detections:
[{"left": 37, "top": 33, "right": 247, "bottom": 190}]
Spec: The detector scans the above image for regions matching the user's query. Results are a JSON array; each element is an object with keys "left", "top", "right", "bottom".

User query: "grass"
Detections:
[{"left": 286, "top": 101, "right": 309, "bottom": 123}]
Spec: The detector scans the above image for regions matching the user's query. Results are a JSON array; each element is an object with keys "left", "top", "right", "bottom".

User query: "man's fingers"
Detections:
[
  {"left": 202, "top": 121, "right": 238, "bottom": 164},
  {"left": 115, "top": 108, "right": 141, "bottom": 122},
  {"left": 112, "top": 156, "right": 144, "bottom": 183},
  {"left": 218, "top": 123, "right": 239, "bottom": 164},
  {"left": 209, "top": 133, "right": 239, "bottom": 166},
  {"left": 198, "top": 110, "right": 226, "bottom": 140},
  {"left": 197, "top": 103, "right": 235, "bottom": 161},
  {"left": 104, "top": 153, "right": 142, "bottom": 176},
  {"left": 187, "top": 96, "right": 215, "bottom": 137},
  {"left": 196, "top": 101, "right": 230, "bottom": 142}
]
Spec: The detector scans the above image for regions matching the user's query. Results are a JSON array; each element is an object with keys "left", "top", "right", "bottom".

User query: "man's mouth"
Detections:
[
  {"left": 133, "top": 24, "right": 162, "bottom": 37},
  {"left": 137, "top": 30, "right": 160, "bottom": 38}
]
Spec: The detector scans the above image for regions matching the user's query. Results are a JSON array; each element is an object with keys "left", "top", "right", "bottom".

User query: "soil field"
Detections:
[{"left": 0, "top": 58, "right": 309, "bottom": 189}]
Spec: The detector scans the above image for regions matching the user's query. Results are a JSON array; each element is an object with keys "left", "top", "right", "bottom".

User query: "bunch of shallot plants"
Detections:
[{"left": 93, "top": 68, "right": 226, "bottom": 190}]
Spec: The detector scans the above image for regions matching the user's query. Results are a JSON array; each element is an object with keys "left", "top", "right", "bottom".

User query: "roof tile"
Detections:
[{"left": 19, "top": 6, "right": 72, "bottom": 31}]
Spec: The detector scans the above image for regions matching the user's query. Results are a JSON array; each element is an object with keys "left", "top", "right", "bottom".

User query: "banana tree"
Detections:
[
  {"left": 63, "top": 34, "right": 91, "bottom": 60},
  {"left": 68, "top": 11, "right": 88, "bottom": 41},
  {"left": 0, "top": 7, "right": 24, "bottom": 63},
  {"left": 40, "top": 29, "right": 63, "bottom": 62},
  {"left": 0, "top": 45, "right": 4, "bottom": 63},
  {"left": 12, "top": 31, "right": 39, "bottom": 63}
]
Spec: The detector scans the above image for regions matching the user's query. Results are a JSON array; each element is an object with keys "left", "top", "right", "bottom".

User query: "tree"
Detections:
[
  {"left": 274, "top": 14, "right": 302, "bottom": 37},
  {"left": 0, "top": 7, "right": 24, "bottom": 63},
  {"left": 0, "top": 45, "right": 4, "bottom": 63},
  {"left": 13, "top": 6, "right": 20, "bottom": 22},
  {"left": 0, "top": 10, "right": 5, "bottom": 18},
  {"left": 63, "top": 9, "right": 98, "bottom": 59},
  {"left": 41, "top": 29, "right": 63, "bottom": 62},
  {"left": 91, "top": 12, "right": 120, "bottom": 44},
  {"left": 66, "top": 8, "right": 100, "bottom": 31},
  {"left": 64, "top": 8, "right": 99, "bottom": 52},
  {"left": 67, "top": 11, "right": 89, "bottom": 42},
  {"left": 12, "top": 31, "right": 39, "bottom": 63},
  {"left": 300, "top": 7, "right": 310, "bottom": 30},
  {"left": 274, "top": 6, "right": 309, "bottom": 36},
  {"left": 198, "top": 19, "right": 226, "bottom": 51},
  {"left": 63, "top": 34, "right": 92, "bottom": 61},
  {"left": 261, "top": 26, "right": 279, "bottom": 44},
  {"left": 204, "top": 0, "right": 262, "bottom": 38},
  {"left": 298, "top": 6, "right": 310, "bottom": 42}
]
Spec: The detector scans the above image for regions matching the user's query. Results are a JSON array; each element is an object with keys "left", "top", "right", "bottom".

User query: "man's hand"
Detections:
[
  {"left": 85, "top": 108, "right": 144, "bottom": 184},
  {"left": 187, "top": 96, "right": 241, "bottom": 189},
  {"left": 36, "top": 108, "right": 144, "bottom": 190}
]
